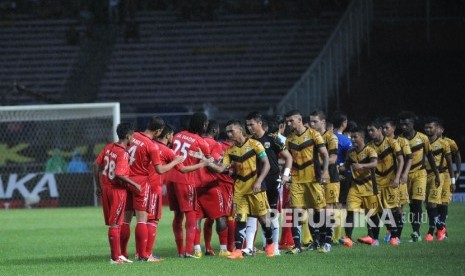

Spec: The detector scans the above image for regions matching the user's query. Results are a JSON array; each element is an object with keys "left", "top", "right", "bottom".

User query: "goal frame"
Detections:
[{"left": 0, "top": 102, "right": 120, "bottom": 141}]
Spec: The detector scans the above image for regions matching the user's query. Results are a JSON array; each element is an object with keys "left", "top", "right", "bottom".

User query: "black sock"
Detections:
[
  {"left": 437, "top": 204, "right": 448, "bottom": 228},
  {"left": 259, "top": 220, "right": 273, "bottom": 245},
  {"left": 411, "top": 200, "right": 422, "bottom": 234},
  {"left": 391, "top": 210, "right": 402, "bottom": 239},
  {"left": 397, "top": 211, "right": 405, "bottom": 238},
  {"left": 344, "top": 211, "right": 354, "bottom": 239},
  {"left": 325, "top": 215, "right": 335, "bottom": 244},
  {"left": 235, "top": 221, "right": 246, "bottom": 250},
  {"left": 427, "top": 207, "right": 439, "bottom": 235},
  {"left": 291, "top": 211, "right": 302, "bottom": 249},
  {"left": 308, "top": 210, "right": 320, "bottom": 244},
  {"left": 370, "top": 214, "right": 380, "bottom": 240}
]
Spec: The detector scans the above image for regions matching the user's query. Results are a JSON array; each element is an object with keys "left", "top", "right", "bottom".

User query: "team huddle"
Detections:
[{"left": 94, "top": 110, "right": 461, "bottom": 264}]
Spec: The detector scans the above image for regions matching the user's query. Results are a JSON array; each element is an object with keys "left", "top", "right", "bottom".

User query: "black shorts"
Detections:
[{"left": 264, "top": 174, "right": 280, "bottom": 209}]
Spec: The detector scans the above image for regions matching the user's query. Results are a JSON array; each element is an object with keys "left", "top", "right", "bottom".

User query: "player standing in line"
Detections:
[
  {"left": 365, "top": 119, "right": 404, "bottom": 246},
  {"left": 244, "top": 112, "right": 293, "bottom": 256},
  {"left": 94, "top": 122, "right": 142, "bottom": 264},
  {"left": 381, "top": 118, "right": 412, "bottom": 242},
  {"left": 284, "top": 110, "right": 329, "bottom": 254},
  {"left": 146, "top": 125, "right": 208, "bottom": 260},
  {"left": 195, "top": 120, "right": 230, "bottom": 257},
  {"left": 398, "top": 111, "right": 439, "bottom": 242},
  {"left": 309, "top": 110, "right": 340, "bottom": 252},
  {"left": 331, "top": 111, "right": 352, "bottom": 242},
  {"left": 167, "top": 112, "right": 211, "bottom": 258},
  {"left": 423, "top": 117, "right": 454, "bottom": 241},
  {"left": 295, "top": 114, "right": 313, "bottom": 249},
  {"left": 205, "top": 120, "right": 274, "bottom": 259},
  {"left": 437, "top": 123, "right": 460, "bottom": 237},
  {"left": 215, "top": 135, "right": 236, "bottom": 253},
  {"left": 339, "top": 126, "right": 380, "bottom": 247},
  {"left": 121, "top": 117, "right": 184, "bottom": 262}
]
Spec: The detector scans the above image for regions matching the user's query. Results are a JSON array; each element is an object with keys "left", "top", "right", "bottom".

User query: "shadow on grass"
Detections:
[{"left": 1, "top": 254, "right": 108, "bottom": 266}]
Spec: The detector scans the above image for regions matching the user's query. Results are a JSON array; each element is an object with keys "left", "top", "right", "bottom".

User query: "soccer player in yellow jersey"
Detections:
[
  {"left": 381, "top": 118, "right": 412, "bottom": 242},
  {"left": 437, "top": 123, "right": 461, "bottom": 237},
  {"left": 398, "top": 111, "right": 439, "bottom": 242},
  {"left": 339, "top": 126, "right": 380, "bottom": 247},
  {"left": 423, "top": 117, "right": 455, "bottom": 241},
  {"left": 309, "top": 110, "right": 340, "bottom": 252},
  {"left": 284, "top": 110, "right": 330, "bottom": 254},
  {"left": 206, "top": 120, "right": 274, "bottom": 259},
  {"left": 366, "top": 119, "right": 404, "bottom": 246}
]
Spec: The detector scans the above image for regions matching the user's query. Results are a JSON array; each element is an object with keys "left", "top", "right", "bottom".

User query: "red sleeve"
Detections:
[
  {"left": 161, "top": 145, "right": 184, "bottom": 171},
  {"left": 210, "top": 142, "right": 222, "bottom": 161}
]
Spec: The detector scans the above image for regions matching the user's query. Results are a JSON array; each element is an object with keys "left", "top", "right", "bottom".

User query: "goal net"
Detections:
[{"left": 0, "top": 103, "right": 120, "bottom": 209}]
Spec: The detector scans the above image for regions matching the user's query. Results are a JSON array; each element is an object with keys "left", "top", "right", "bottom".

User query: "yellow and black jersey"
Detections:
[
  {"left": 426, "top": 137, "right": 451, "bottom": 173},
  {"left": 367, "top": 137, "right": 402, "bottom": 178},
  {"left": 396, "top": 136, "right": 412, "bottom": 160},
  {"left": 346, "top": 145, "right": 378, "bottom": 195},
  {"left": 286, "top": 127, "right": 325, "bottom": 183},
  {"left": 322, "top": 130, "right": 339, "bottom": 183},
  {"left": 400, "top": 131, "right": 431, "bottom": 172},
  {"left": 223, "top": 138, "right": 267, "bottom": 195},
  {"left": 443, "top": 137, "right": 459, "bottom": 155}
]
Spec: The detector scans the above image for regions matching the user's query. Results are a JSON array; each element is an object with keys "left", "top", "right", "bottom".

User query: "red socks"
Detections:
[
  {"left": 108, "top": 227, "right": 121, "bottom": 261},
  {"left": 146, "top": 220, "right": 159, "bottom": 257},
  {"left": 185, "top": 211, "right": 197, "bottom": 255},
  {"left": 173, "top": 211, "right": 184, "bottom": 255},
  {"left": 120, "top": 222, "right": 130, "bottom": 258},
  {"left": 227, "top": 218, "right": 235, "bottom": 252},
  {"left": 135, "top": 222, "right": 148, "bottom": 258}
]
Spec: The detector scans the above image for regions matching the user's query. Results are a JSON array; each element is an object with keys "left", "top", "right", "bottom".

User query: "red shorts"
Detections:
[
  {"left": 219, "top": 182, "right": 234, "bottom": 217},
  {"left": 102, "top": 186, "right": 127, "bottom": 226},
  {"left": 168, "top": 181, "right": 197, "bottom": 212},
  {"left": 126, "top": 175, "right": 149, "bottom": 212},
  {"left": 197, "top": 185, "right": 224, "bottom": 219},
  {"left": 147, "top": 184, "right": 163, "bottom": 220}
]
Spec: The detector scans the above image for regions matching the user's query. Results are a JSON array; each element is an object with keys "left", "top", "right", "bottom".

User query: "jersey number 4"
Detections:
[{"left": 128, "top": 145, "right": 137, "bottom": 165}]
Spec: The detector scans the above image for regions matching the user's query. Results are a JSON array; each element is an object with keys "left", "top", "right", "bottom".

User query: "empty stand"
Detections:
[{"left": 98, "top": 9, "right": 343, "bottom": 120}]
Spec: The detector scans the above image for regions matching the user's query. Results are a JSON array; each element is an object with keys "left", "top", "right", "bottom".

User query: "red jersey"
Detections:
[
  {"left": 95, "top": 143, "right": 130, "bottom": 188},
  {"left": 167, "top": 130, "right": 210, "bottom": 186},
  {"left": 150, "top": 140, "right": 185, "bottom": 185},
  {"left": 128, "top": 132, "right": 161, "bottom": 177}
]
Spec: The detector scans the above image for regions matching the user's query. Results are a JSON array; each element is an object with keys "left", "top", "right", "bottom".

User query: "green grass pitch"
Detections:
[{"left": 1, "top": 204, "right": 465, "bottom": 275}]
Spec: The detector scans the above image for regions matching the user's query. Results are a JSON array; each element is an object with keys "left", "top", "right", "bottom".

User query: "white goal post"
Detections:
[{"left": 0, "top": 102, "right": 120, "bottom": 209}]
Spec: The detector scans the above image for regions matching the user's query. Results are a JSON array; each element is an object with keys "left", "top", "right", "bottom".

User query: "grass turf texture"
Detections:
[{"left": 1, "top": 204, "right": 465, "bottom": 275}]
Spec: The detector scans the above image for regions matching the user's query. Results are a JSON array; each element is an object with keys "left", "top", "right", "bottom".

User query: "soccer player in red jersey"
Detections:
[
  {"left": 214, "top": 137, "right": 236, "bottom": 253},
  {"left": 197, "top": 120, "right": 231, "bottom": 257},
  {"left": 147, "top": 125, "right": 208, "bottom": 259},
  {"left": 166, "top": 112, "right": 211, "bottom": 258},
  {"left": 121, "top": 117, "right": 184, "bottom": 262},
  {"left": 94, "top": 122, "right": 142, "bottom": 265}
]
